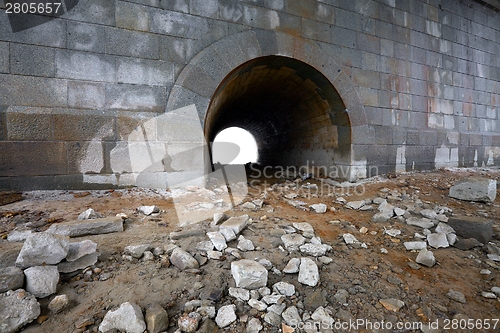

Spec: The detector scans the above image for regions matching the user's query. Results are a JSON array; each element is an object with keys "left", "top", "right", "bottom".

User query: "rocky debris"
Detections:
[
  {"left": 420, "top": 209, "right": 438, "bottom": 219},
  {"left": 379, "top": 298, "right": 404, "bottom": 312},
  {"left": 212, "top": 213, "right": 226, "bottom": 225},
  {"left": 178, "top": 312, "right": 201, "bottom": 332},
  {"left": 229, "top": 287, "right": 250, "bottom": 301},
  {"left": 0, "top": 289, "right": 40, "bottom": 333},
  {"left": 406, "top": 217, "right": 435, "bottom": 229},
  {"left": 449, "top": 177, "right": 497, "bottom": 202},
  {"left": 246, "top": 317, "right": 263, "bottom": 333},
  {"left": 435, "top": 222, "right": 455, "bottom": 234},
  {"left": 0, "top": 191, "right": 23, "bottom": 206},
  {"left": 447, "top": 289, "right": 466, "bottom": 304},
  {"left": 403, "top": 241, "right": 427, "bottom": 251},
  {"left": 299, "top": 243, "right": 330, "bottom": 256},
  {"left": 48, "top": 294, "right": 69, "bottom": 314},
  {"left": 66, "top": 239, "right": 98, "bottom": 261},
  {"left": 169, "top": 229, "right": 206, "bottom": 240},
  {"left": 7, "top": 230, "right": 32, "bottom": 242},
  {"left": 237, "top": 235, "right": 255, "bottom": 251},
  {"left": 24, "top": 265, "right": 59, "bottom": 298},
  {"left": 207, "top": 231, "right": 228, "bottom": 251},
  {"left": 448, "top": 216, "right": 493, "bottom": 243},
  {"left": 0, "top": 266, "right": 24, "bottom": 293},
  {"left": 77, "top": 208, "right": 103, "bottom": 220},
  {"left": 273, "top": 282, "right": 295, "bottom": 296},
  {"left": 453, "top": 237, "right": 481, "bottom": 251},
  {"left": 58, "top": 252, "right": 99, "bottom": 273},
  {"left": 416, "top": 249, "right": 436, "bottom": 267},
  {"left": 220, "top": 215, "right": 249, "bottom": 235},
  {"left": 298, "top": 258, "right": 319, "bottom": 287},
  {"left": 124, "top": 244, "right": 152, "bottom": 259},
  {"left": 281, "top": 234, "right": 306, "bottom": 251},
  {"left": 46, "top": 216, "right": 124, "bottom": 237},
  {"left": 170, "top": 248, "right": 199, "bottom": 271},
  {"left": 283, "top": 258, "right": 300, "bottom": 273},
  {"left": 282, "top": 306, "right": 301, "bottom": 327},
  {"left": 346, "top": 200, "right": 365, "bottom": 210},
  {"left": 99, "top": 302, "right": 146, "bottom": 333},
  {"left": 310, "top": 203, "right": 327, "bottom": 213},
  {"left": 16, "top": 232, "right": 70, "bottom": 269},
  {"left": 292, "top": 222, "right": 315, "bottom": 238},
  {"left": 482, "top": 292, "right": 497, "bottom": 299},
  {"left": 384, "top": 228, "right": 401, "bottom": 237},
  {"left": 231, "top": 260, "right": 268, "bottom": 289},
  {"left": 215, "top": 304, "right": 237, "bottom": 328},
  {"left": 137, "top": 205, "right": 160, "bottom": 215},
  {"left": 145, "top": 304, "right": 169, "bottom": 333},
  {"left": 248, "top": 298, "right": 268, "bottom": 311},
  {"left": 427, "top": 233, "right": 450, "bottom": 248}
]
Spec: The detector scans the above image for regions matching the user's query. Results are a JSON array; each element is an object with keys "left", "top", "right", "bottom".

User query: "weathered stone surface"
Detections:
[
  {"left": 435, "top": 222, "right": 455, "bottom": 234},
  {"left": 178, "top": 312, "right": 201, "bottom": 332},
  {"left": 207, "top": 231, "right": 227, "bottom": 251},
  {"left": 416, "top": 249, "right": 436, "bottom": 268},
  {"left": 420, "top": 209, "right": 438, "bottom": 219},
  {"left": 447, "top": 289, "right": 466, "bottom": 303},
  {"left": 145, "top": 304, "right": 169, "bottom": 333},
  {"left": 124, "top": 244, "right": 152, "bottom": 259},
  {"left": 137, "top": 205, "right": 160, "bottom": 215},
  {"left": 371, "top": 211, "right": 393, "bottom": 223},
  {"left": 448, "top": 216, "right": 493, "bottom": 243},
  {"left": 170, "top": 248, "right": 199, "bottom": 271},
  {"left": 406, "top": 217, "right": 435, "bottom": 229},
  {"left": 273, "top": 282, "right": 295, "bottom": 296},
  {"left": 229, "top": 287, "right": 250, "bottom": 302},
  {"left": 310, "top": 306, "right": 333, "bottom": 326},
  {"left": 427, "top": 233, "right": 449, "bottom": 249},
  {"left": 215, "top": 304, "right": 236, "bottom": 328},
  {"left": 282, "top": 306, "right": 301, "bottom": 327},
  {"left": 299, "top": 243, "right": 330, "bottom": 257},
  {"left": 0, "top": 289, "right": 40, "bottom": 333},
  {"left": 220, "top": 215, "right": 249, "bottom": 235},
  {"left": 298, "top": 258, "right": 319, "bottom": 287},
  {"left": 58, "top": 252, "right": 99, "bottom": 273},
  {"left": 379, "top": 298, "right": 404, "bottom": 312},
  {"left": 213, "top": 213, "right": 226, "bottom": 225},
  {"left": 310, "top": 203, "right": 327, "bottom": 213},
  {"left": 48, "top": 294, "right": 69, "bottom": 314},
  {"left": 281, "top": 234, "right": 306, "bottom": 251},
  {"left": 24, "top": 266, "right": 59, "bottom": 298},
  {"left": 46, "top": 216, "right": 124, "bottom": 237},
  {"left": 99, "top": 302, "right": 146, "bottom": 333},
  {"left": 16, "top": 232, "right": 70, "bottom": 269},
  {"left": 264, "top": 311, "right": 281, "bottom": 327},
  {"left": 77, "top": 208, "right": 102, "bottom": 220},
  {"left": 248, "top": 298, "right": 267, "bottom": 311},
  {"left": 292, "top": 222, "right": 315, "bottom": 238},
  {"left": 169, "top": 229, "right": 205, "bottom": 240},
  {"left": 283, "top": 258, "right": 300, "bottom": 273},
  {"left": 246, "top": 317, "right": 263, "bottom": 333},
  {"left": 403, "top": 241, "right": 427, "bottom": 251},
  {"left": 449, "top": 177, "right": 497, "bottom": 202},
  {"left": 66, "top": 240, "right": 97, "bottom": 261},
  {"left": 453, "top": 238, "right": 482, "bottom": 250},
  {"left": 231, "top": 260, "right": 268, "bottom": 290},
  {"left": 0, "top": 267, "right": 24, "bottom": 293},
  {"left": 237, "top": 235, "right": 255, "bottom": 252},
  {"left": 7, "top": 230, "right": 32, "bottom": 242},
  {"left": 346, "top": 200, "right": 365, "bottom": 210}
]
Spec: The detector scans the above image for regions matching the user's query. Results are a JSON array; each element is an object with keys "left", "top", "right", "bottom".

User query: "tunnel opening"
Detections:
[{"left": 205, "top": 55, "right": 351, "bottom": 180}]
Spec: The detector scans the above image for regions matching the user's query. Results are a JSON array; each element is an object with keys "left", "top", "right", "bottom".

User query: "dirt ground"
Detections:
[{"left": 1, "top": 168, "right": 500, "bottom": 333}]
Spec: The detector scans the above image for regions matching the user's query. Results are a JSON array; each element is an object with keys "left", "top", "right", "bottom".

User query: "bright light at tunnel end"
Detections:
[{"left": 212, "top": 127, "right": 258, "bottom": 165}]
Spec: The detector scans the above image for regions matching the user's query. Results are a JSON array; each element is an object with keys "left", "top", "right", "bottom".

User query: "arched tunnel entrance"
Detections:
[{"left": 205, "top": 55, "right": 351, "bottom": 179}]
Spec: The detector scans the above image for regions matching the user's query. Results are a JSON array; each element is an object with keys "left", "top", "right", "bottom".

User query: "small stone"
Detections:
[
  {"left": 146, "top": 304, "right": 169, "bottom": 333},
  {"left": 197, "top": 306, "right": 216, "bottom": 319},
  {"left": 264, "top": 311, "right": 281, "bottom": 327},
  {"left": 283, "top": 258, "right": 300, "bottom": 273},
  {"left": 394, "top": 207, "right": 406, "bottom": 216},
  {"left": 482, "top": 292, "right": 497, "bottom": 299},
  {"left": 379, "top": 298, "right": 404, "bottom": 312},
  {"left": 178, "top": 312, "right": 201, "bottom": 332},
  {"left": 281, "top": 234, "right": 306, "bottom": 251},
  {"left": 219, "top": 227, "right": 237, "bottom": 242},
  {"left": 447, "top": 289, "right": 466, "bottom": 303},
  {"left": 298, "top": 258, "right": 319, "bottom": 287},
  {"left": 0, "top": 289, "right": 40, "bottom": 333},
  {"left": 258, "top": 259, "right": 273, "bottom": 270},
  {"left": 170, "top": 248, "right": 199, "bottom": 271},
  {"left": 420, "top": 209, "right": 437, "bottom": 220},
  {"left": 371, "top": 212, "right": 393, "bottom": 223},
  {"left": 407, "top": 217, "right": 435, "bottom": 229},
  {"left": 196, "top": 241, "right": 214, "bottom": 253},
  {"left": 241, "top": 202, "right": 257, "bottom": 210},
  {"left": 24, "top": 266, "right": 59, "bottom": 298},
  {"left": 7, "top": 230, "right": 32, "bottom": 242},
  {"left": 0, "top": 266, "right": 24, "bottom": 293},
  {"left": 318, "top": 256, "right": 333, "bottom": 265},
  {"left": 258, "top": 287, "right": 271, "bottom": 297},
  {"left": 237, "top": 236, "right": 255, "bottom": 252},
  {"left": 48, "top": 294, "right": 69, "bottom": 314},
  {"left": 273, "top": 282, "right": 295, "bottom": 296},
  {"left": 299, "top": 243, "right": 330, "bottom": 257},
  {"left": 453, "top": 237, "right": 482, "bottom": 250},
  {"left": 77, "top": 208, "right": 102, "bottom": 220},
  {"left": 427, "top": 233, "right": 449, "bottom": 249},
  {"left": 282, "top": 306, "right": 301, "bottom": 327},
  {"left": 215, "top": 305, "right": 237, "bottom": 328},
  {"left": 449, "top": 177, "right": 496, "bottom": 202},
  {"left": 248, "top": 298, "right": 268, "bottom": 311},
  {"left": 142, "top": 251, "right": 154, "bottom": 261},
  {"left": 220, "top": 215, "right": 249, "bottom": 235},
  {"left": 491, "top": 287, "right": 500, "bottom": 295},
  {"left": 404, "top": 241, "right": 427, "bottom": 251},
  {"left": 246, "top": 317, "right": 263, "bottom": 333},
  {"left": 480, "top": 269, "right": 491, "bottom": 275},
  {"left": 99, "top": 302, "right": 146, "bottom": 333},
  {"left": 346, "top": 200, "right": 365, "bottom": 210},
  {"left": 137, "top": 205, "right": 160, "bottom": 215},
  {"left": 292, "top": 222, "right": 315, "bottom": 238},
  {"left": 229, "top": 287, "right": 250, "bottom": 301},
  {"left": 206, "top": 231, "right": 227, "bottom": 251},
  {"left": 334, "top": 289, "right": 349, "bottom": 304},
  {"left": 206, "top": 251, "right": 223, "bottom": 260},
  {"left": 231, "top": 260, "right": 268, "bottom": 290},
  {"left": 408, "top": 262, "right": 421, "bottom": 270},
  {"left": 435, "top": 222, "right": 455, "bottom": 234},
  {"left": 416, "top": 249, "right": 436, "bottom": 268},
  {"left": 124, "top": 244, "right": 152, "bottom": 259},
  {"left": 311, "top": 307, "right": 333, "bottom": 326},
  {"left": 343, "top": 233, "right": 360, "bottom": 245},
  {"left": 262, "top": 294, "right": 285, "bottom": 305},
  {"left": 310, "top": 203, "right": 327, "bottom": 213},
  {"left": 447, "top": 233, "right": 457, "bottom": 246},
  {"left": 213, "top": 213, "right": 226, "bottom": 226}
]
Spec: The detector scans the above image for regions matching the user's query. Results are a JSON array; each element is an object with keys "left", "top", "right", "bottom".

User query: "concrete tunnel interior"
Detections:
[{"left": 205, "top": 55, "right": 352, "bottom": 180}]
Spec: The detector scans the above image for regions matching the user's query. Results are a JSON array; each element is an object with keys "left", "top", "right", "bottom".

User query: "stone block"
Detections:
[
  {"left": 448, "top": 215, "right": 493, "bottom": 243},
  {"left": 66, "top": 141, "right": 104, "bottom": 174},
  {"left": 117, "top": 58, "right": 174, "bottom": 86},
  {"left": 449, "top": 177, "right": 497, "bottom": 202},
  {"left": 6, "top": 112, "right": 53, "bottom": 141},
  {"left": 117, "top": 114, "right": 157, "bottom": 141},
  {"left": 0, "top": 266, "right": 24, "bottom": 293},
  {"left": 231, "top": 259, "right": 268, "bottom": 289},
  {"left": 160, "top": 35, "right": 196, "bottom": 64},
  {"left": 46, "top": 216, "right": 124, "bottom": 237},
  {"left": 105, "top": 84, "right": 166, "bottom": 112},
  {"left": 16, "top": 232, "right": 70, "bottom": 268},
  {"left": 110, "top": 141, "right": 166, "bottom": 173},
  {"left": 64, "top": 0, "right": 115, "bottom": 26},
  {"left": 190, "top": 0, "right": 219, "bottom": 19},
  {"left": 150, "top": 9, "right": 209, "bottom": 39},
  {"left": 54, "top": 114, "right": 115, "bottom": 141},
  {"left": 67, "top": 21, "right": 106, "bottom": 53},
  {"left": 0, "top": 289, "right": 40, "bottom": 333},
  {"left": 106, "top": 27, "right": 159, "bottom": 59},
  {"left": 0, "top": 41, "right": 9, "bottom": 73},
  {"left": 68, "top": 81, "right": 106, "bottom": 109},
  {"left": 160, "top": 0, "right": 189, "bottom": 13},
  {"left": 157, "top": 113, "right": 204, "bottom": 142},
  {"left": 0, "top": 74, "right": 67, "bottom": 107},
  {"left": 0, "top": 142, "right": 67, "bottom": 176},
  {"left": 56, "top": 49, "right": 115, "bottom": 82},
  {"left": 0, "top": 18, "right": 66, "bottom": 47},
  {"left": 57, "top": 252, "right": 99, "bottom": 273},
  {"left": 10, "top": 43, "right": 55, "bottom": 77},
  {"left": 116, "top": 1, "right": 150, "bottom": 32}
]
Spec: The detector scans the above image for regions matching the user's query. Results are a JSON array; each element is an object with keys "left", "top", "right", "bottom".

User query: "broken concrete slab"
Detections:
[
  {"left": 46, "top": 216, "right": 124, "bottom": 237},
  {"left": 448, "top": 216, "right": 493, "bottom": 243},
  {"left": 57, "top": 252, "right": 99, "bottom": 273},
  {"left": 449, "top": 177, "right": 497, "bottom": 202},
  {"left": 427, "top": 233, "right": 449, "bottom": 249},
  {"left": 0, "top": 289, "right": 40, "bottom": 333},
  {"left": 231, "top": 259, "right": 268, "bottom": 290},
  {"left": 15, "top": 232, "right": 70, "bottom": 269},
  {"left": 24, "top": 265, "right": 59, "bottom": 298},
  {"left": 0, "top": 266, "right": 24, "bottom": 293},
  {"left": 99, "top": 302, "right": 147, "bottom": 333},
  {"left": 220, "top": 215, "right": 249, "bottom": 235},
  {"left": 66, "top": 240, "right": 97, "bottom": 261}
]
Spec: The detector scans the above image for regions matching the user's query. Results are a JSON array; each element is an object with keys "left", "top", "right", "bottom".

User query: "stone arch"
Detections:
[{"left": 166, "top": 30, "right": 371, "bottom": 180}]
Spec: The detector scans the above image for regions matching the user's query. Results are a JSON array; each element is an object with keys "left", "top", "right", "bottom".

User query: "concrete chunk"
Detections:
[
  {"left": 16, "top": 232, "right": 70, "bottom": 269},
  {"left": 231, "top": 260, "right": 268, "bottom": 290},
  {"left": 24, "top": 266, "right": 59, "bottom": 298},
  {"left": 0, "top": 289, "right": 40, "bottom": 333},
  {"left": 220, "top": 215, "right": 249, "bottom": 235},
  {"left": 0, "top": 266, "right": 24, "bottom": 293},
  {"left": 298, "top": 258, "right": 319, "bottom": 287},
  {"left": 46, "top": 216, "right": 124, "bottom": 237},
  {"left": 448, "top": 216, "right": 493, "bottom": 243},
  {"left": 99, "top": 302, "right": 147, "bottom": 333},
  {"left": 170, "top": 248, "right": 199, "bottom": 271},
  {"left": 449, "top": 177, "right": 496, "bottom": 202}
]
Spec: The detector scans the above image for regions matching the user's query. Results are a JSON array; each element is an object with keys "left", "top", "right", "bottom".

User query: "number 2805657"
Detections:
[{"left": 5, "top": 2, "right": 62, "bottom": 14}]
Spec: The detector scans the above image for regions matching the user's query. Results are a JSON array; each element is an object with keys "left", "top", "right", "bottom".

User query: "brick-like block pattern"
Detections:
[
  {"left": 68, "top": 81, "right": 106, "bottom": 109},
  {"left": 66, "top": 22, "right": 106, "bottom": 53},
  {"left": 0, "top": 107, "right": 6, "bottom": 141},
  {"left": 0, "top": 74, "right": 67, "bottom": 107},
  {"left": 0, "top": 142, "right": 67, "bottom": 176},
  {"left": 105, "top": 84, "right": 166, "bottom": 112},
  {"left": 116, "top": 1, "right": 151, "bottom": 32},
  {"left": 0, "top": 42, "right": 8, "bottom": 73},
  {"left": 117, "top": 58, "right": 174, "bottom": 86},
  {"left": 10, "top": 44, "right": 55, "bottom": 77},
  {"left": 56, "top": 50, "right": 115, "bottom": 82},
  {"left": 6, "top": 112, "right": 53, "bottom": 141},
  {"left": 54, "top": 114, "right": 115, "bottom": 141},
  {"left": 105, "top": 28, "right": 159, "bottom": 59}
]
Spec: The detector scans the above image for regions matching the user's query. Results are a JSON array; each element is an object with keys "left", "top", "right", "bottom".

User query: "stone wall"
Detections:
[{"left": 0, "top": 0, "right": 499, "bottom": 189}]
